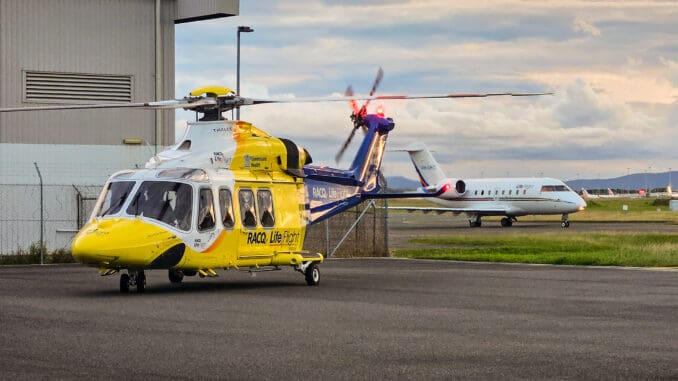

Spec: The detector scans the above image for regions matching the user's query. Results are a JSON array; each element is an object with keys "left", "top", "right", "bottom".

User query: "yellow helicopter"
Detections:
[{"left": 0, "top": 70, "right": 548, "bottom": 293}]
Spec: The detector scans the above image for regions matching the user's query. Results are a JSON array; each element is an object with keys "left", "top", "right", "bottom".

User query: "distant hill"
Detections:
[
  {"left": 566, "top": 171, "right": 677, "bottom": 193},
  {"left": 385, "top": 176, "right": 421, "bottom": 191}
]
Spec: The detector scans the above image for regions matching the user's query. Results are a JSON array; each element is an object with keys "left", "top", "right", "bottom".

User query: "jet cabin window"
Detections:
[
  {"left": 219, "top": 189, "right": 235, "bottom": 229},
  {"left": 97, "top": 181, "right": 135, "bottom": 217},
  {"left": 198, "top": 188, "right": 216, "bottom": 231},
  {"left": 126, "top": 181, "right": 193, "bottom": 231},
  {"left": 257, "top": 189, "right": 275, "bottom": 228},
  {"left": 239, "top": 189, "right": 257, "bottom": 229}
]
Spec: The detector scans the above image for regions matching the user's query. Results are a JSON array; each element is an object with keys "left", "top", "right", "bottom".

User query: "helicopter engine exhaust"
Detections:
[{"left": 279, "top": 138, "right": 312, "bottom": 178}]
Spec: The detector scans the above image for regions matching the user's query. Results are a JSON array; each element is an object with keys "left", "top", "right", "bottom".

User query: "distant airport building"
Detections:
[{"left": 0, "top": 0, "right": 239, "bottom": 253}]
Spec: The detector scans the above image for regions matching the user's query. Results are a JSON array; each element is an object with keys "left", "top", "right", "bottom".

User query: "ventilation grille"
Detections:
[{"left": 24, "top": 71, "right": 133, "bottom": 103}]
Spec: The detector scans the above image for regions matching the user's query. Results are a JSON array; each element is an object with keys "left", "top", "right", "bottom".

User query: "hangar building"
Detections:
[{"left": 0, "top": 0, "right": 239, "bottom": 253}]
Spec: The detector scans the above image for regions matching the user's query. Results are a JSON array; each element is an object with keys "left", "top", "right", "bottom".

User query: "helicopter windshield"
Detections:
[
  {"left": 97, "top": 181, "right": 135, "bottom": 217},
  {"left": 126, "top": 181, "right": 193, "bottom": 231}
]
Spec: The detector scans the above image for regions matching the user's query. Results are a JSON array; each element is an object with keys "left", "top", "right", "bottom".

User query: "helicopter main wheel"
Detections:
[
  {"left": 119, "top": 273, "right": 130, "bottom": 293},
  {"left": 168, "top": 269, "right": 184, "bottom": 283},
  {"left": 304, "top": 263, "right": 320, "bottom": 286}
]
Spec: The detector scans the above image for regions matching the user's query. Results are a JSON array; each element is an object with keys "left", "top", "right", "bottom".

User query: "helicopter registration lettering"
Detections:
[
  {"left": 246, "top": 230, "right": 301, "bottom": 245},
  {"left": 311, "top": 186, "right": 347, "bottom": 200}
]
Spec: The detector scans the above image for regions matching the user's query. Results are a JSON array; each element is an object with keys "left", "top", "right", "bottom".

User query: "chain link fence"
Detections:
[
  {"left": 0, "top": 184, "right": 101, "bottom": 255},
  {"left": 304, "top": 199, "right": 389, "bottom": 258}
]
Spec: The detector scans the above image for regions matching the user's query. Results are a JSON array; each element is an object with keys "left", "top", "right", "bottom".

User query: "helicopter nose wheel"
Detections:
[{"left": 120, "top": 270, "right": 146, "bottom": 293}]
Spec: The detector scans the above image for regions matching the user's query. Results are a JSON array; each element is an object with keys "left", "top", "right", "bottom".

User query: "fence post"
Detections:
[{"left": 33, "top": 162, "right": 44, "bottom": 265}]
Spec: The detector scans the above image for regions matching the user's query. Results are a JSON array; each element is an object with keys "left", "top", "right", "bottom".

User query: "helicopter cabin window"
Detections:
[
  {"left": 257, "top": 189, "right": 275, "bottom": 228},
  {"left": 239, "top": 189, "right": 258, "bottom": 229},
  {"left": 126, "top": 181, "right": 193, "bottom": 231},
  {"left": 97, "top": 181, "right": 135, "bottom": 217},
  {"left": 198, "top": 188, "right": 216, "bottom": 231},
  {"left": 219, "top": 188, "right": 235, "bottom": 229}
]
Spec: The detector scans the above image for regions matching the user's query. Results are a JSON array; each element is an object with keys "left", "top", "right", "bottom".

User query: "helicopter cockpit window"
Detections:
[
  {"left": 198, "top": 188, "right": 216, "bottom": 231},
  {"left": 219, "top": 189, "right": 235, "bottom": 229},
  {"left": 97, "top": 181, "right": 135, "bottom": 217},
  {"left": 126, "top": 181, "right": 193, "bottom": 231},
  {"left": 238, "top": 189, "right": 257, "bottom": 229},
  {"left": 257, "top": 189, "right": 275, "bottom": 228}
]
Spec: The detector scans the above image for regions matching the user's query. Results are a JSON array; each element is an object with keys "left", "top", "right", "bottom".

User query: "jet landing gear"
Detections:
[
  {"left": 469, "top": 215, "right": 482, "bottom": 228},
  {"left": 500, "top": 217, "right": 515, "bottom": 227},
  {"left": 561, "top": 214, "right": 571, "bottom": 228},
  {"left": 120, "top": 270, "right": 146, "bottom": 293}
]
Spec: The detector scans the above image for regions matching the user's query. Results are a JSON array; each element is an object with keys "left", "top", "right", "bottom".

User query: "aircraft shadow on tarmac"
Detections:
[{"left": 75, "top": 277, "right": 308, "bottom": 297}]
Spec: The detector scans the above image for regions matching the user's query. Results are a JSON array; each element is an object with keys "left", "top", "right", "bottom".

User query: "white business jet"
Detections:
[{"left": 392, "top": 143, "right": 587, "bottom": 228}]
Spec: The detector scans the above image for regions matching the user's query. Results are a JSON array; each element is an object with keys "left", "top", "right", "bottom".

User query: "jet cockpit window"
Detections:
[
  {"left": 257, "top": 189, "right": 275, "bottom": 228},
  {"left": 126, "top": 181, "right": 193, "bottom": 231},
  {"left": 97, "top": 181, "right": 135, "bottom": 217},
  {"left": 198, "top": 188, "right": 216, "bottom": 231},
  {"left": 541, "top": 185, "right": 570, "bottom": 192},
  {"left": 239, "top": 189, "right": 257, "bottom": 229},
  {"left": 219, "top": 189, "right": 235, "bottom": 229}
]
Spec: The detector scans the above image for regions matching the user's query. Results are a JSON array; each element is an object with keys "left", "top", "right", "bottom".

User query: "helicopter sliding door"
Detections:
[{"left": 234, "top": 183, "right": 307, "bottom": 266}]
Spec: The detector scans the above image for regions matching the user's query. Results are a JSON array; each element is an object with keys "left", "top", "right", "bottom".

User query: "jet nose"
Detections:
[
  {"left": 576, "top": 195, "right": 587, "bottom": 211},
  {"left": 71, "top": 218, "right": 181, "bottom": 268}
]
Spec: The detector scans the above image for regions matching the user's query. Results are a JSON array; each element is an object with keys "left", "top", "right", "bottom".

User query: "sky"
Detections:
[{"left": 174, "top": 0, "right": 678, "bottom": 183}]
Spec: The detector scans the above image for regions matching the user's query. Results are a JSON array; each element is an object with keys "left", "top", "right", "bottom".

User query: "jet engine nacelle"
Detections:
[{"left": 438, "top": 179, "right": 466, "bottom": 199}]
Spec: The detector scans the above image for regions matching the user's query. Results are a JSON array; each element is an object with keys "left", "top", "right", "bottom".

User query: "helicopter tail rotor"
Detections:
[{"left": 336, "top": 66, "right": 384, "bottom": 163}]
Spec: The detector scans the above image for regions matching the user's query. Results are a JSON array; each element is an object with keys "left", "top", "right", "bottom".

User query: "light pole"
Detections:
[{"left": 236, "top": 25, "right": 254, "bottom": 120}]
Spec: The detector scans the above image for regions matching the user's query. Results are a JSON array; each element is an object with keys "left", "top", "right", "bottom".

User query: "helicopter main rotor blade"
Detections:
[
  {"left": 0, "top": 98, "right": 216, "bottom": 113},
  {"left": 335, "top": 126, "right": 358, "bottom": 163},
  {"left": 244, "top": 91, "right": 552, "bottom": 105}
]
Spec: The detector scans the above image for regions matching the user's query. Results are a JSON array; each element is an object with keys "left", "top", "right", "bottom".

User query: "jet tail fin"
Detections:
[{"left": 403, "top": 142, "right": 448, "bottom": 187}]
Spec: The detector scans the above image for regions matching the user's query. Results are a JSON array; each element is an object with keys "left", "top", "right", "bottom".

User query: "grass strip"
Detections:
[{"left": 394, "top": 232, "right": 678, "bottom": 267}]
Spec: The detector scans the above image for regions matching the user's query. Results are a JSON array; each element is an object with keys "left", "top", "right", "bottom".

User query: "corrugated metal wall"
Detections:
[{"left": 0, "top": 0, "right": 175, "bottom": 146}]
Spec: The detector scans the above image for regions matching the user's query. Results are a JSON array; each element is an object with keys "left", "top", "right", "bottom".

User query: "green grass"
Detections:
[
  {"left": 0, "top": 242, "right": 74, "bottom": 265},
  {"left": 388, "top": 197, "right": 678, "bottom": 223},
  {"left": 394, "top": 232, "right": 678, "bottom": 267}
]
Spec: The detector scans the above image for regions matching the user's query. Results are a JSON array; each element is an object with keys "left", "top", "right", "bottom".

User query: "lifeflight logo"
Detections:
[{"left": 246, "top": 230, "right": 301, "bottom": 245}]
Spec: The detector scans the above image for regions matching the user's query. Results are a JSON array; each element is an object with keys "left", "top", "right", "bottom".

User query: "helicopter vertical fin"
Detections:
[{"left": 302, "top": 115, "right": 394, "bottom": 224}]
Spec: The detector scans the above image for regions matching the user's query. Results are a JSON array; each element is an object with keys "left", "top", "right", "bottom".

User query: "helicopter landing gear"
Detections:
[
  {"left": 168, "top": 269, "right": 184, "bottom": 284},
  {"left": 500, "top": 217, "right": 514, "bottom": 227},
  {"left": 469, "top": 215, "right": 482, "bottom": 228},
  {"left": 120, "top": 270, "right": 146, "bottom": 293},
  {"left": 561, "top": 213, "right": 570, "bottom": 228},
  {"left": 297, "top": 261, "right": 320, "bottom": 286}
]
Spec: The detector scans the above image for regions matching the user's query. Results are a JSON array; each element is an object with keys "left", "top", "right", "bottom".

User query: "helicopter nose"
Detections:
[{"left": 72, "top": 218, "right": 182, "bottom": 268}]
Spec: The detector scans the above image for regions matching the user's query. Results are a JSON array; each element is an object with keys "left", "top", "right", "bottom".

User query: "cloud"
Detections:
[
  {"left": 573, "top": 17, "right": 601, "bottom": 37},
  {"left": 173, "top": 0, "right": 678, "bottom": 180}
]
